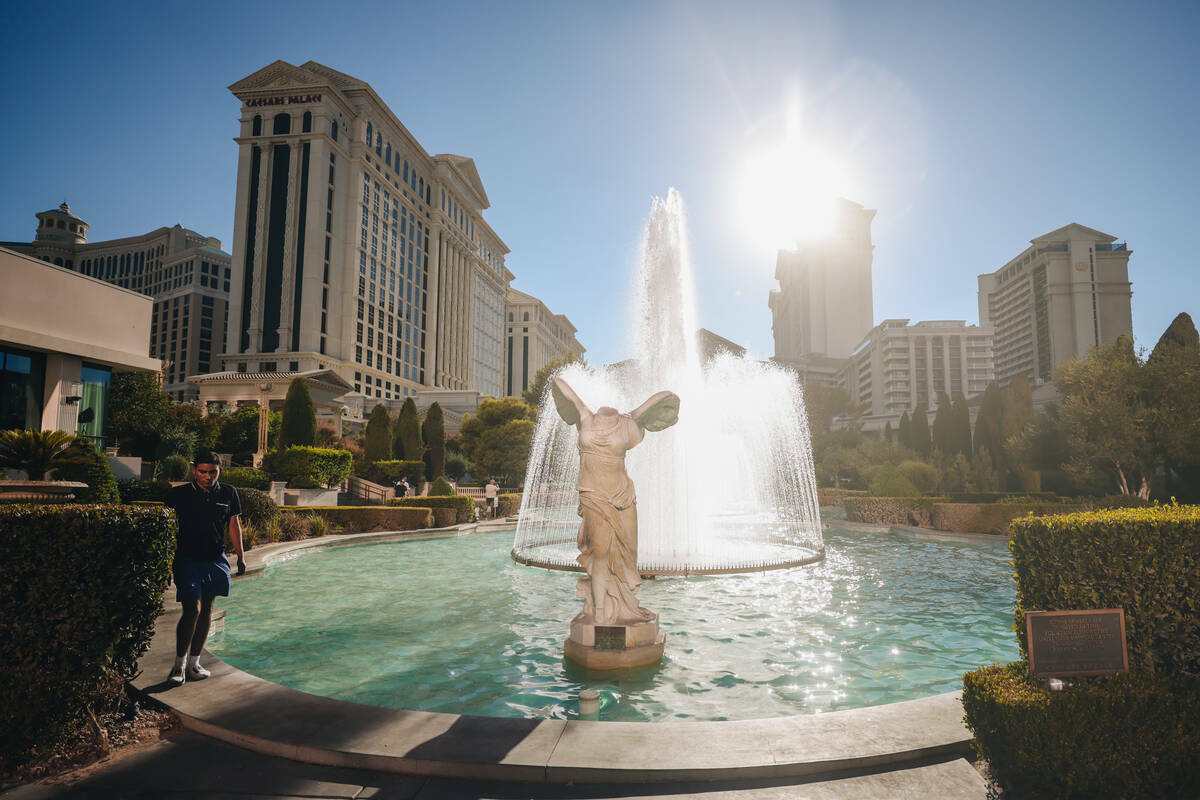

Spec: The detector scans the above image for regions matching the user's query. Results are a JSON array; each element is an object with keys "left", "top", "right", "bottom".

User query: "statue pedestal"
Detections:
[{"left": 564, "top": 613, "right": 665, "bottom": 670}]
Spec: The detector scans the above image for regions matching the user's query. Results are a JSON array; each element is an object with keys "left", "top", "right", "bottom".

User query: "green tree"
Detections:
[
  {"left": 473, "top": 419, "right": 535, "bottom": 484},
  {"left": 898, "top": 459, "right": 939, "bottom": 495},
  {"left": 972, "top": 446, "right": 1000, "bottom": 491},
  {"left": 460, "top": 397, "right": 535, "bottom": 462},
  {"left": 108, "top": 372, "right": 171, "bottom": 457},
  {"left": 216, "top": 406, "right": 280, "bottom": 462},
  {"left": 941, "top": 451, "right": 974, "bottom": 493},
  {"left": 522, "top": 351, "right": 584, "bottom": 409},
  {"left": 909, "top": 405, "right": 932, "bottom": 457},
  {"left": 52, "top": 438, "right": 120, "bottom": 502},
  {"left": 802, "top": 382, "right": 855, "bottom": 442},
  {"left": 279, "top": 378, "right": 317, "bottom": 449},
  {"left": 898, "top": 411, "right": 912, "bottom": 450},
  {"left": 362, "top": 404, "right": 393, "bottom": 464},
  {"left": 931, "top": 392, "right": 954, "bottom": 456},
  {"left": 999, "top": 375, "right": 1034, "bottom": 490},
  {"left": 883, "top": 421, "right": 893, "bottom": 445},
  {"left": 421, "top": 402, "right": 446, "bottom": 480},
  {"left": 1143, "top": 312, "right": 1200, "bottom": 501},
  {"left": 973, "top": 382, "right": 1004, "bottom": 472},
  {"left": 866, "top": 464, "right": 918, "bottom": 497},
  {"left": 1056, "top": 335, "right": 1150, "bottom": 497},
  {"left": 393, "top": 397, "right": 423, "bottom": 460},
  {"left": 951, "top": 391, "right": 972, "bottom": 458}
]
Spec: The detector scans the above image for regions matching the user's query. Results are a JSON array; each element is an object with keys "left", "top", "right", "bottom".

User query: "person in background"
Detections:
[{"left": 485, "top": 477, "right": 499, "bottom": 518}]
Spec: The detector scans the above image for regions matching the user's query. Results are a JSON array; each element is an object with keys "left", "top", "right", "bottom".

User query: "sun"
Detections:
[{"left": 734, "top": 136, "right": 849, "bottom": 250}]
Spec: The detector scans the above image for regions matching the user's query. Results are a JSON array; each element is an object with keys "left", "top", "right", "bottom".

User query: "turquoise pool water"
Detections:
[{"left": 207, "top": 525, "right": 1018, "bottom": 722}]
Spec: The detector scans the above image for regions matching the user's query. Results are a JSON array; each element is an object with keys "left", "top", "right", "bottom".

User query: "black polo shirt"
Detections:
[{"left": 165, "top": 481, "right": 242, "bottom": 562}]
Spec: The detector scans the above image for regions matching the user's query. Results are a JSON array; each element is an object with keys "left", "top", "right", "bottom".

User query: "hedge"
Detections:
[
  {"left": 281, "top": 505, "right": 433, "bottom": 533},
  {"left": 930, "top": 501, "right": 1084, "bottom": 535},
  {"left": 962, "top": 662, "right": 1200, "bottom": 798},
  {"left": 0, "top": 504, "right": 176, "bottom": 768},
  {"left": 267, "top": 446, "right": 353, "bottom": 488},
  {"left": 843, "top": 496, "right": 947, "bottom": 527},
  {"left": 51, "top": 439, "right": 119, "bottom": 503},
  {"left": 116, "top": 478, "right": 172, "bottom": 503},
  {"left": 1010, "top": 504, "right": 1200, "bottom": 674},
  {"left": 816, "top": 488, "right": 866, "bottom": 507},
  {"left": 945, "top": 491, "right": 1057, "bottom": 503},
  {"left": 360, "top": 459, "right": 425, "bottom": 487},
  {"left": 221, "top": 466, "right": 271, "bottom": 490},
  {"left": 388, "top": 495, "right": 476, "bottom": 524},
  {"left": 496, "top": 493, "right": 522, "bottom": 517},
  {"left": 237, "top": 487, "right": 279, "bottom": 531}
]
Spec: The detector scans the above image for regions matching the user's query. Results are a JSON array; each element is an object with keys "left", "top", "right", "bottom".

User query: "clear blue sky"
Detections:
[{"left": 2, "top": 0, "right": 1196, "bottom": 366}]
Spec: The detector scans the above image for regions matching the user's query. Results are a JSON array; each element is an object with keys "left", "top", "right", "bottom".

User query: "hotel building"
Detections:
[
  {"left": 843, "top": 319, "right": 995, "bottom": 427},
  {"left": 978, "top": 223, "right": 1133, "bottom": 385},
  {"left": 504, "top": 288, "right": 585, "bottom": 398},
  {"left": 770, "top": 199, "right": 876, "bottom": 365},
  {"left": 223, "top": 60, "right": 513, "bottom": 402},
  {"left": 1, "top": 203, "right": 231, "bottom": 401}
]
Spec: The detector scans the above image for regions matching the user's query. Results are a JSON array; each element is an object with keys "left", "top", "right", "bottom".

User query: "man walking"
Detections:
[
  {"left": 485, "top": 477, "right": 499, "bottom": 518},
  {"left": 164, "top": 451, "right": 245, "bottom": 685}
]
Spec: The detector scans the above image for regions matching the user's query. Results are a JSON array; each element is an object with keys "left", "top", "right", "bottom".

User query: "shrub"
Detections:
[
  {"left": 221, "top": 466, "right": 271, "bottom": 490},
  {"left": 865, "top": 465, "right": 918, "bottom": 497},
  {"left": 278, "top": 378, "right": 317, "bottom": 449},
  {"left": 428, "top": 476, "right": 455, "bottom": 496},
  {"left": 306, "top": 514, "right": 329, "bottom": 538},
  {"left": 362, "top": 459, "right": 424, "bottom": 487},
  {"left": 897, "top": 460, "right": 939, "bottom": 495},
  {"left": 362, "top": 404, "right": 392, "bottom": 463},
  {"left": 268, "top": 446, "right": 352, "bottom": 488},
  {"left": 237, "top": 487, "right": 279, "bottom": 531},
  {"left": 816, "top": 488, "right": 866, "bottom": 507},
  {"left": 282, "top": 506, "right": 433, "bottom": 533},
  {"left": 0, "top": 504, "right": 175, "bottom": 768},
  {"left": 52, "top": 438, "right": 119, "bottom": 503},
  {"left": 116, "top": 478, "right": 172, "bottom": 503},
  {"left": 160, "top": 454, "right": 190, "bottom": 481},
  {"left": 844, "top": 496, "right": 945, "bottom": 527},
  {"left": 496, "top": 493, "right": 522, "bottom": 517},
  {"left": 1088, "top": 493, "right": 1152, "bottom": 509},
  {"left": 388, "top": 495, "right": 475, "bottom": 523},
  {"left": 1009, "top": 504, "right": 1200, "bottom": 674},
  {"left": 945, "top": 491, "right": 1057, "bottom": 503},
  {"left": 962, "top": 662, "right": 1200, "bottom": 799},
  {"left": 277, "top": 512, "right": 311, "bottom": 541},
  {"left": 0, "top": 429, "right": 91, "bottom": 480},
  {"left": 930, "top": 500, "right": 1084, "bottom": 535}
]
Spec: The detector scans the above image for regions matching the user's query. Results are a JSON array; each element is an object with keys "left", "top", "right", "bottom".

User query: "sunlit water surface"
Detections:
[{"left": 208, "top": 523, "right": 1017, "bottom": 722}]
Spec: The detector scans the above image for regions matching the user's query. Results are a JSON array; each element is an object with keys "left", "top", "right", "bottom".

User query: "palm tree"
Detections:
[{"left": 0, "top": 429, "right": 92, "bottom": 480}]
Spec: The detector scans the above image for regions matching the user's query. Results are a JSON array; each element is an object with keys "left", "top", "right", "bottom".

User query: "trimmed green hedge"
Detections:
[
  {"left": 267, "top": 446, "right": 353, "bottom": 488},
  {"left": 0, "top": 504, "right": 176, "bottom": 768},
  {"left": 1010, "top": 504, "right": 1200, "bottom": 674},
  {"left": 816, "top": 488, "right": 866, "bottom": 507},
  {"left": 931, "top": 501, "right": 1084, "bottom": 535},
  {"left": 116, "top": 478, "right": 172, "bottom": 503},
  {"left": 963, "top": 662, "right": 1200, "bottom": 798},
  {"left": 945, "top": 491, "right": 1057, "bottom": 503},
  {"left": 221, "top": 466, "right": 271, "bottom": 490},
  {"left": 496, "top": 493, "right": 521, "bottom": 517},
  {"left": 428, "top": 476, "right": 455, "bottom": 496},
  {"left": 843, "top": 496, "right": 947, "bottom": 527},
  {"left": 360, "top": 459, "right": 425, "bottom": 487},
  {"left": 388, "top": 495, "right": 476, "bottom": 523},
  {"left": 281, "top": 505, "right": 433, "bottom": 532}
]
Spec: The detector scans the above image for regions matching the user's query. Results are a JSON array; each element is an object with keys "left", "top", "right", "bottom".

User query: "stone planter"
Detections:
[{"left": 0, "top": 480, "right": 89, "bottom": 502}]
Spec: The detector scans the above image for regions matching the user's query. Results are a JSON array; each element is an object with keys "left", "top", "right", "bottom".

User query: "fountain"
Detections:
[{"left": 512, "top": 190, "right": 825, "bottom": 575}]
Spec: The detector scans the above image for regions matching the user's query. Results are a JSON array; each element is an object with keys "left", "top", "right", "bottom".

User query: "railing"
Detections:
[{"left": 345, "top": 475, "right": 393, "bottom": 505}]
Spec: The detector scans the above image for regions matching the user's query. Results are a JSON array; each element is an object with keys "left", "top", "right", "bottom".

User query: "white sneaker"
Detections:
[
  {"left": 186, "top": 663, "right": 211, "bottom": 680},
  {"left": 168, "top": 666, "right": 185, "bottom": 685}
]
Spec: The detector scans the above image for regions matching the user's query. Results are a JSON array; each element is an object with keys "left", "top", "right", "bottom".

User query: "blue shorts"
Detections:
[{"left": 174, "top": 555, "right": 231, "bottom": 602}]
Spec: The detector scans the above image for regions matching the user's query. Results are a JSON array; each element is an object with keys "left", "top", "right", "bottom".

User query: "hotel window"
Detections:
[
  {"left": 366, "top": 121, "right": 372, "bottom": 145},
  {"left": 273, "top": 113, "right": 291, "bottom": 135},
  {"left": 302, "top": 111, "right": 311, "bottom": 133},
  {"left": 330, "top": 119, "right": 338, "bottom": 141},
  {"left": 252, "top": 115, "right": 262, "bottom": 135}
]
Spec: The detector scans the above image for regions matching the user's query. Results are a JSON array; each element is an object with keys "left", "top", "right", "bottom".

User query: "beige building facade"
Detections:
[
  {"left": 224, "top": 60, "right": 513, "bottom": 403},
  {"left": 504, "top": 288, "right": 585, "bottom": 399},
  {"left": 0, "top": 247, "right": 159, "bottom": 442},
  {"left": 2, "top": 204, "right": 230, "bottom": 401},
  {"left": 978, "top": 223, "right": 1132, "bottom": 385},
  {"left": 844, "top": 319, "right": 995, "bottom": 426},
  {"left": 770, "top": 198, "right": 876, "bottom": 363}
]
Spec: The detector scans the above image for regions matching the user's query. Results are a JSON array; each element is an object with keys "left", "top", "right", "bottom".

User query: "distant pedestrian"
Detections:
[
  {"left": 399, "top": 477, "right": 410, "bottom": 497},
  {"left": 164, "top": 451, "right": 244, "bottom": 685},
  {"left": 485, "top": 477, "right": 499, "bottom": 518}
]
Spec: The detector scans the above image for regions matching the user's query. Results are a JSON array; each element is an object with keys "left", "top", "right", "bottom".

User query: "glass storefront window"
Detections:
[
  {"left": 0, "top": 348, "right": 46, "bottom": 431},
  {"left": 77, "top": 364, "right": 112, "bottom": 445}
]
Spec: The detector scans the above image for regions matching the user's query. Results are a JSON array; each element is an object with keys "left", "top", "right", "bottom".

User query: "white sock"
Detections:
[
  {"left": 174, "top": 656, "right": 186, "bottom": 671},
  {"left": 186, "top": 654, "right": 200, "bottom": 669}
]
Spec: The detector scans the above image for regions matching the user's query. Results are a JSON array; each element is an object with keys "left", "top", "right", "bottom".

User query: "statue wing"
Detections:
[
  {"left": 551, "top": 376, "right": 587, "bottom": 427},
  {"left": 629, "top": 391, "right": 680, "bottom": 432}
]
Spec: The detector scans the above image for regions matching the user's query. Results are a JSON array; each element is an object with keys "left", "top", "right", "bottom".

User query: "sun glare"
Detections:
[{"left": 735, "top": 139, "right": 847, "bottom": 250}]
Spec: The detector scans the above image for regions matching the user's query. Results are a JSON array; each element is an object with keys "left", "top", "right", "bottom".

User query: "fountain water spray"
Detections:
[{"left": 513, "top": 190, "right": 823, "bottom": 574}]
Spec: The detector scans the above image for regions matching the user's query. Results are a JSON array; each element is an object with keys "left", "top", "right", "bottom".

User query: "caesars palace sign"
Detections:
[{"left": 245, "top": 93, "right": 322, "bottom": 108}]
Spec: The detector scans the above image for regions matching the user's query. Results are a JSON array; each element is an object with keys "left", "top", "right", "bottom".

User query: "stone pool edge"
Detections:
[{"left": 131, "top": 524, "right": 975, "bottom": 784}]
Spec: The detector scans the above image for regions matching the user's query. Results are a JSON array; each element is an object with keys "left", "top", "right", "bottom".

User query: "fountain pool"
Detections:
[{"left": 206, "top": 522, "right": 1018, "bottom": 722}]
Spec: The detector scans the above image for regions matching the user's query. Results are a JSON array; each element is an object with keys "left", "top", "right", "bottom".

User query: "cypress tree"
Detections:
[
  {"left": 279, "top": 378, "right": 317, "bottom": 449},
  {"left": 393, "top": 397, "right": 423, "bottom": 460},
  {"left": 974, "top": 382, "right": 1004, "bottom": 472},
  {"left": 883, "top": 420, "right": 893, "bottom": 445},
  {"left": 910, "top": 405, "right": 932, "bottom": 458},
  {"left": 1147, "top": 311, "right": 1200, "bottom": 365},
  {"left": 951, "top": 391, "right": 972, "bottom": 457},
  {"left": 363, "top": 403, "right": 392, "bottom": 463},
  {"left": 898, "top": 411, "right": 912, "bottom": 450},
  {"left": 932, "top": 392, "right": 953, "bottom": 455},
  {"left": 421, "top": 402, "right": 446, "bottom": 480}
]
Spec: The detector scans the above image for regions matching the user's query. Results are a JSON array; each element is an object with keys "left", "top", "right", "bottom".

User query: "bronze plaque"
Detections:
[
  {"left": 594, "top": 625, "right": 626, "bottom": 651},
  {"left": 1026, "top": 609, "right": 1128, "bottom": 678}
]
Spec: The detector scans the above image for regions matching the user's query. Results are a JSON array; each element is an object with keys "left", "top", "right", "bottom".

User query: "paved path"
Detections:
[{"left": 2, "top": 731, "right": 988, "bottom": 799}]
